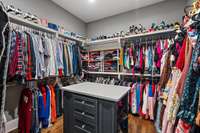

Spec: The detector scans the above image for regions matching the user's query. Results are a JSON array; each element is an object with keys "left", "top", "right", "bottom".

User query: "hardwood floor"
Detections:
[
  {"left": 128, "top": 114, "right": 156, "bottom": 133},
  {"left": 10, "top": 114, "right": 156, "bottom": 133}
]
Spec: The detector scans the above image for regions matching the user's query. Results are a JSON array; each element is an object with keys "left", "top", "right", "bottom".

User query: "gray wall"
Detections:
[
  {"left": 187, "top": 0, "right": 194, "bottom": 5},
  {"left": 86, "top": 0, "right": 187, "bottom": 38},
  {"left": 2, "top": 0, "right": 86, "bottom": 36}
]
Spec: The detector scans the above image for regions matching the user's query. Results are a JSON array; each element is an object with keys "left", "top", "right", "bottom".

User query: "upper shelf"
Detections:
[
  {"left": 87, "top": 37, "right": 120, "bottom": 45},
  {"left": 86, "top": 29, "right": 175, "bottom": 45},
  {"left": 8, "top": 14, "right": 57, "bottom": 34},
  {"left": 58, "top": 32, "right": 84, "bottom": 43},
  {"left": 8, "top": 14, "right": 84, "bottom": 43},
  {"left": 122, "top": 28, "right": 175, "bottom": 40},
  {"left": 86, "top": 71, "right": 160, "bottom": 77}
]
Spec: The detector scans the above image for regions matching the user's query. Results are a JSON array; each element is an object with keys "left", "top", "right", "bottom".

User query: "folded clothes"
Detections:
[{"left": 48, "top": 23, "right": 59, "bottom": 31}]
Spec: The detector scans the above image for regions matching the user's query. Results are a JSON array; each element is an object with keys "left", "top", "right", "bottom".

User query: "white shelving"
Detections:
[
  {"left": 86, "top": 29, "right": 175, "bottom": 45},
  {"left": 87, "top": 71, "right": 119, "bottom": 75},
  {"left": 8, "top": 14, "right": 56, "bottom": 33},
  {"left": 87, "top": 37, "right": 120, "bottom": 45},
  {"left": 58, "top": 32, "right": 84, "bottom": 43},
  {"left": 122, "top": 29, "right": 175, "bottom": 39},
  {"left": 85, "top": 29, "right": 174, "bottom": 78},
  {"left": 6, "top": 118, "right": 18, "bottom": 133},
  {"left": 86, "top": 71, "right": 160, "bottom": 77},
  {"left": 8, "top": 14, "right": 84, "bottom": 43}
]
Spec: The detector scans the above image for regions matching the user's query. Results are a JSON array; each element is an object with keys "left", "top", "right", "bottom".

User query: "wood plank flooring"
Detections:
[
  {"left": 128, "top": 114, "right": 156, "bottom": 133},
  {"left": 10, "top": 114, "right": 156, "bottom": 133}
]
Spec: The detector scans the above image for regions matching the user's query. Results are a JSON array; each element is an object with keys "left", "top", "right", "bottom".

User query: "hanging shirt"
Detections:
[
  {"left": 18, "top": 89, "right": 33, "bottom": 133},
  {"left": 142, "top": 82, "right": 149, "bottom": 115},
  {"left": 49, "top": 85, "right": 57, "bottom": 123},
  {"left": 38, "top": 86, "right": 50, "bottom": 128},
  {"left": 56, "top": 41, "right": 64, "bottom": 76}
]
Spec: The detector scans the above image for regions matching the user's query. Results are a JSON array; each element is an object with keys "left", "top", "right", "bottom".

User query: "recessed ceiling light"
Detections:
[{"left": 88, "top": 0, "right": 95, "bottom": 3}]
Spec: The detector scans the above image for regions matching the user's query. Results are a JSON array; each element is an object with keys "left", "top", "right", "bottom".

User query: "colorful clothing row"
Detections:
[
  {"left": 121, "top": 39, "right": 174, "bottom": 74},
  {"left": 8, "top": 30, "right": 82, "bottom": 82},
  {"left": 129, "top": 81, "right": 157, "bottom": 120},
  {"left": 18, "top": 83, "right": 63, "bottom": 133},
  {"left": 155, "top": 24, "right": 200, "bottom": 132}
]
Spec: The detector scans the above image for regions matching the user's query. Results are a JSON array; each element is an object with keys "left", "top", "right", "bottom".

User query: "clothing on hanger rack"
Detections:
[
  {"left": 18, "top": 80, "right": 63, "bottom": 133},
  {"left": 151, "top": 6, "right": 200, "bottom": 132},
  {"left": 121, "top": 37, "right": 175, "bottom": 76},
  {"left": 7, "top": 24, "right": 82, "bottom": 83}
]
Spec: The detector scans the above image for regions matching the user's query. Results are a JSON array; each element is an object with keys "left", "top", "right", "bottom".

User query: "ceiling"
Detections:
[{"left": 51, "top": 0, "right": 165, "bottom": 23}]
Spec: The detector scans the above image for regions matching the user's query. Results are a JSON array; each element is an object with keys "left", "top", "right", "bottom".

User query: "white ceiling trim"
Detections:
[{"left": 51, "top": 0, "right": 166, "bottom": 23}]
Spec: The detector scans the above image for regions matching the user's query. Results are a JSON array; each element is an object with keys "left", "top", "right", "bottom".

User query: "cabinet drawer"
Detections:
[
  {"left": 73, "top": 118, "right": 96, "bottom": 133},
  {"left": 73, "top": 94, "right": 97, "bottom": 109},
  {"left": 73, "top": 109, "right": 97, "bottom": 124}
]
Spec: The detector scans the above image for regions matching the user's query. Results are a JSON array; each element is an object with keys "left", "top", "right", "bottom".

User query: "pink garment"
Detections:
[
  {"left": 176, "top": 38, "right": 187, "bottom": 71},
  {"left": 147, "top": 83, "right": 156, "bottom": 120},
  {"left": 176, "top": 39, "right": 193, "bottom": 97},
  {"left": 148, "top": 97, "right": 155, "bottom": 120},
  {"left": 176, "top": 42, "right": 181, "bottom": 55},
  {"left": 162, "top": 85, "right": 176, "bottom": 133},
  {"left": 140, "top": 47, "right": 143, "bottom": 72},
  {"left": 175, "top": 119, "right": 191, "bottom": 133},
  {"left": 142, "top": 82, "right": 149, "bottom": 116},
  {"left": 164, "top": 39, "right": 169, "bottom": 49},
  {"left": 156, "top": 40, "right": 163, "bottom": 68}
]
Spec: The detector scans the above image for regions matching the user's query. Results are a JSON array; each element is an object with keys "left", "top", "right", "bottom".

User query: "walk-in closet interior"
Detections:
[{"left": 0, "top": 0, "right": 200, "bottom": 133}]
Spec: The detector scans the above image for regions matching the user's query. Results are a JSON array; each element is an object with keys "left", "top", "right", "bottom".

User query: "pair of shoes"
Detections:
[
  {"left": 7, "top": 5, "right": 40, "bottom": 23},
  {"left": 129, "top": 25, "right": 140, "bottom": 34}
]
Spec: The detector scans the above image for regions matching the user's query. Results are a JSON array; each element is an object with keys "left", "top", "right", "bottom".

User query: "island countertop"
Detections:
[{"left": 61, "top": 82, "right": 130, "bottom": 102}]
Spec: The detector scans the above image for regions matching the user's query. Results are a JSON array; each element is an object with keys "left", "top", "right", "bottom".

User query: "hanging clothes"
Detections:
[
  {"left": 38, "top": 85, "right": 50, "bottom": 128},
  {"left": 176, "top": 36, "right": 200, "bottom": 125},
  {"left": 18, "top": 89, "right": 33, "bottom": 133}
]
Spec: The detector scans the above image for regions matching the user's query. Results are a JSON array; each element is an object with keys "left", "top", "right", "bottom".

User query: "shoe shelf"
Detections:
[
  {"left": 87, "top": 29, "right": 175, "bottom": 45},
  {"left": 87, "top": 37, "right": 121, "bottom": 45},
  {"left": 58, "top": 32, "right": 84, "bottom": 43},
  {"left": 122, "top": 28, "right": 175, "bottom": 40},
  {"left": 84, "top": 29, "right": 175, "bottom": 78},
  {"left": 86, "top": 71, "right": 160, "bottom": 77},
  {"left": 8, "top": 14, "right": 84, "bottom": 43}
]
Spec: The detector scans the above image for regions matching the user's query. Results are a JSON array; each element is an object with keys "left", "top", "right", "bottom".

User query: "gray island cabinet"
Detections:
[{"left": 61, "top": 82, "right": 130, "bottom": 133}]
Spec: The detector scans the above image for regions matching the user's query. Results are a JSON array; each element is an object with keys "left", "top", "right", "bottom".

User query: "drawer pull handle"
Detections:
[
  {"left": 82, "top": 124, "right": 86, "bottom": 129},
  {"left": 74, "top": 125, "right": 91, "bottom": 133}
]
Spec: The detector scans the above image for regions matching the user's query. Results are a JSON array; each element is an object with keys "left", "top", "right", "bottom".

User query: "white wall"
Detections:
[
  {"left": 2, "top": 0, "right": 86, "bottom": 35},
  {"left": 86, "top": 0, "right": 187, "bottom": 38}
]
